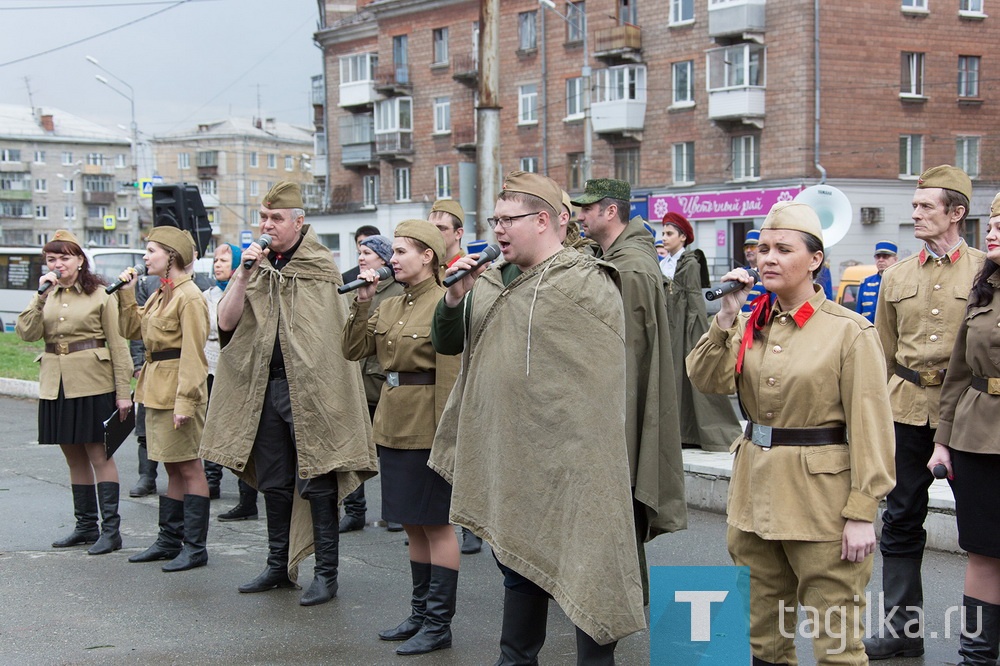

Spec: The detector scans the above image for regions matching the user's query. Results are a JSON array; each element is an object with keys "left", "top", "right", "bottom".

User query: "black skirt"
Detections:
[
  {"left": 950, "top": 448, "right": 1000, "bottom": 558},
  {"left": 378, "top": 445, "right": 452, "bottom": 526},
  {"left": 38, "top": 382, "right": 116, "bottom": 446}
]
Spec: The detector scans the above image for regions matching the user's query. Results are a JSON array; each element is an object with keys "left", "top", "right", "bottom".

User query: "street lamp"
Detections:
[
  {"left": 539, "top": 0, "right": 592, "bottom": 183},
  {"left": 86, "top": 56, "right": 139, "bottom": 248}
]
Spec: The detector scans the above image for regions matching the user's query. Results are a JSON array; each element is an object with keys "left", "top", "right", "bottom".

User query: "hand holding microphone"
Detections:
[
  {"left": 338, "top": 265, "right": 394, "bottom": 295},
  {"left": 705, "top": 268, "right": 761, "bottom": 301},
  {"left": 242, "top": 234, "right": 272, "bottom": 271},
  {"left": 443, "top": 243, "right": 501, "bottom": 288},
  {"left": 106, "top": 265, "right": 145, "bottom": 294},
  {"left": 38, "top": 269, "right": 62, "bottom": 295}
]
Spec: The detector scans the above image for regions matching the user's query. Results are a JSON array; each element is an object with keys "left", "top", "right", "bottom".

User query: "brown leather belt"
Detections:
[
  {"left": 386, "top": 371, "right": 436, "bottom": 387},
  {"left": 45, "top": 339, "right": 105, "bottom": 355},
  {"left": 971, "top": 375, "right": 1000, "bottom": 395},
  {"left": 895, "top": 365, "right": 946, "bottom": 387},
  {"left": 744, "top": 422, "right": 847, "bottom": 449},
  {"left": 149, "top": 348, "right": 182, "bottom": 362}
]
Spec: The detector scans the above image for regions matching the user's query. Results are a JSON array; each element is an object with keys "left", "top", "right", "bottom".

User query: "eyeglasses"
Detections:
[
  {"left": 487, "top": 211, "right": 541, "bottom": 229},
  {"left": 743, "top": 244, "right": 757, "bottom": 251}
]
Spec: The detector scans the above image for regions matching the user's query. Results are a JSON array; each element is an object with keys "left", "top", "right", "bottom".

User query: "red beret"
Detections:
[{"left": 662, "top": 212, "right": 694, "bottom": 246}]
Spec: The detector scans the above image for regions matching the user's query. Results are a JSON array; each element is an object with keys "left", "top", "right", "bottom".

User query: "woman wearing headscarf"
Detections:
[
  {"left": 115, "top": 226, "right": 210, "bottom": 572},
  {"left": 342, "top": 220, "right": 461, "bottom": 656},
  {"left": 16, "top": 230, "right": 133, "bottom": 555}
]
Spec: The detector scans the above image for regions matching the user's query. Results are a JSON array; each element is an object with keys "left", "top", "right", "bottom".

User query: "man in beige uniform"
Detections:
[
  {"left": 429, "top": 199, "right": 465, "bottom": 269},
  {"left": 866, "top": 165, "right": 986, "bottom": 659}
]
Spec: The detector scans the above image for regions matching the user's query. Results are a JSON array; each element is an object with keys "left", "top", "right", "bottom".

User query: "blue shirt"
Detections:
[{"left": 857, "top": 272, "right": 882, "bottom": 323}]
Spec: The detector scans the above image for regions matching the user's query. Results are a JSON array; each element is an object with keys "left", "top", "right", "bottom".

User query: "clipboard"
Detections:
[{"left": 104, "top": 402, "right": 136, "bottom": 460}]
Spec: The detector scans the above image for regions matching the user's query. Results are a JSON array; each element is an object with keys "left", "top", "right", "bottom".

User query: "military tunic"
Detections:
[{"left": 857, "top": 271, "right": 882, "bottom": 323}]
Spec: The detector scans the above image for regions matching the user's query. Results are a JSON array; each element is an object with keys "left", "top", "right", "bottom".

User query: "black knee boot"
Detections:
[
  {"left": 461, "top": 527, "right": 482, "bottom": 554},
  {"left": 162, "top": 494, "right": 209, "bottom": 572},
  {"left": 88, "top": 482, "right": 122, "bottom": 555},
  {"left": 864, "top": 556, "right": 924, "bottom": 659},
  {"left": 52, "top": 484, "right": 100, "bottom": 548},
  {"left": 239, "top": 492, "right": 297, "bottom": 593},
  {"left": 203, "top": 461, "right": 223, "bottom": 499},
  {"left": 300, "top": 495, "right": 339, "bottom": 606},
  {"left": 575, "top": 626, "right": 616, "bottom": 665},
  {"left": 129, "top": 439, "right": 157, "bottom": 498},
  {"left": 219, "top": 480, "right": 259, "bottom": 522},
  {"left": 339, "top": 483, "right": 366, "bottom": 532},
  {"left": 396, "top": 565, "right": 458, "bottom": 655},
  {"left": 493, "top": 587, "right": 549, "bottom": 665},
  {"left": 958, "top": 595, "right": 1000, "bottom": 666},
  {"left": 129, "top": 495, "right": 184, "bottom": 562},
  {"left": 379, "top": 561, "right": 433, "bottom": 641}
]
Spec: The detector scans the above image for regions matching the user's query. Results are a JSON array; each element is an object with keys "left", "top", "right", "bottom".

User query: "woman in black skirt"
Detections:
[
  {"left": 342, "top": 219, "right": 461, "bottom": 656},
  {"left": 16, "top": 230, "right": 133, "bottom": 555}
]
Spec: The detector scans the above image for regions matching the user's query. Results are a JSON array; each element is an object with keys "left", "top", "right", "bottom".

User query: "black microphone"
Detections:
[
  {"left": 705, "top": 268, "right": 761, "bottom": 302},
  {"left": 443, "top": 243, "right": 502, "bottom": 288},
  {"left": 38, "top": 269, "right": 61, "bottom": 295},
  {"left": 243, "top": 234, "right": 272, "bottom": 270},
  {"left": 932, "top": 464, "right": 949, "bottom": 480},
  {"left": 338, "top": 265, "right": 394, "bottom": 294},
  {"left": 106, "top": 265, "right": 145, "bottom": 295}
]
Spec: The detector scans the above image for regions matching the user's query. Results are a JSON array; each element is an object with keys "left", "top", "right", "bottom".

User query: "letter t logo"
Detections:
[{"left": 675, "top": 591, "right": 729, "bottom": 641}]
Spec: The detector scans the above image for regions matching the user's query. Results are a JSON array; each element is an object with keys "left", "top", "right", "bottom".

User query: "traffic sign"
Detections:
[
  {"left": 240, "top": 230, "right": 253, "bottom": 249},
  {"left": 103, "top": 215, "right": 117, "bottom": 230},
  {"left": 139, "top": 179, "right": 154, "bottom": 198}
]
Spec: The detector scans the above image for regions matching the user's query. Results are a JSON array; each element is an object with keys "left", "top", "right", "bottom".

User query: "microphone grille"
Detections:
[{"left": 259, "top": 234, "right": 272, "bottom": 248}]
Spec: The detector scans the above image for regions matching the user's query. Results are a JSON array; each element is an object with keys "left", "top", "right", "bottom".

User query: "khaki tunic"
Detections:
[
  {"left": 875, "top": 242, "right": 985, "bottom": 427},
  {"left": 936, "top": 270, "right": 1000, "bottom": 454},
  {"left": 686, "top": 288, "right": 896, "bottom": 540},
  {"left": 16, "top": 285, "right": 132, "bottom": 400},
  {"left": 352, "top": 278, "right": 405, "bottom": 405},
  {"left": 342, "top": 276, "right": 460, "bottom": 449}
]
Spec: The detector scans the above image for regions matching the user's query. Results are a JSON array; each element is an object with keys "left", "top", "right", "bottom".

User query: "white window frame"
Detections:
[
  {"left": 614, "top": 147, "right": 640, "bottom": 185},
  {"left": 363, "top": 174, "right": 380, "bottom": 208},
  {"left": 61, "top": 151, "right": 73, "bottom": 166},
  {"left": 901, "top": 52, "right": 925, "bottom": 98},
  {"left": 565, "top": 77, "right": 584, "bottom": 120},
  {"left": 250, "top": 181, "right": 259, "bottom": 197},
  {"left": 35, "top": 205, "right": 48, "bottom": 219},
  {"left": 375, "top": 97, "right": 413, "bottom": 133},
  {"left": 1, "top": 149, "right": 21, "bottom": 162},
  {"left": 956, "top": 137, "right": 980, "bottom": 179},
  {"left": 34, "top": 150, "right": 45, "bottom": 164},
  {"left": 899, "top": 134, "right": 923, "bottom": 178},
  {"left": 115, "top": 154, "right": 127, "bottom": 169},
  {"left": 732, "top": 135, "right": 760, "bottom": 182},
  {"left": 35, "top": 178, "right": 47, "bottom": 193},
  {"left": 267, "top": 154, "right": 277, "bottom": 169},
  {"left": 432, "top": 28, "right": 449, "bottom": 65},
  {"left": 178, "top": 152, "right": 190, "bottom": 169},
  {"left": 117, "top": 206, "right": 128, "bottom": 220},
  {"left": 285, "top": 156, "right": 294, "bottom": 171},
  {"left": 707, "top": 44, "right": 765, "bottom": 91},
  {"left": 672, "top": 60, "right": 695, "bottom": 107},
  {"left": 340, "top": 52, "right": 378, "bottom": 83},
  {"left": 435, "top": 165, "right": 452, "bottom": 199},
  {"left": 670, "top": 0, "right": 694, "bottom": 25},
  {"left": 958, "top": 55, "right": 980, "bottom": 98},
  {"left": 901, "top": 0, "right": 928, "bottom": 11},
  {"left": 86, "top": 152, "right": 105, "bottom": 166},
  {"left": 200, "top": 180, "right": 218, "bottom": 196},
  {"left": 64, "top": 205, "right": 76, "bottom": 220},
  {"left": 520, "top": 157, "right": 538, "bottom": 173},
  {"left": 395, "top": 166, "right": 411, "bottom": 202},
  {"left": 672, "top": 142, "right": 695, "bottom": 185},
  {"left": 519, "top": 84, "right": 539, "bottom": 125},
  {"left": 63, "top": 179, "right": 76, "bottom": 194},
  {"left": 595, "top": 64, "right": 647, "bottom": 103},
  {"left": 433, "top": 97, "right": 451, "bottom": 134},
  {"left": 567, "top": 2, "right": 586, "bottom": 42},
  {"left": 959, "top": 0, "right": 985, "bottom": 15},
  {"left": 519, "top": 11, "right": 538, "bottom": 51},
  {"left": 249, "top": 152, "right": 258, "bottom": 168}
]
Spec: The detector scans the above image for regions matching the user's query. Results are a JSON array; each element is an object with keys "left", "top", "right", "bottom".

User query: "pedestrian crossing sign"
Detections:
[
  {"left": 139, "top": 179, "right": 154, "bottom": 199},
  {"left": 103, "top": 215, "right": 117, "bottom": 230}
]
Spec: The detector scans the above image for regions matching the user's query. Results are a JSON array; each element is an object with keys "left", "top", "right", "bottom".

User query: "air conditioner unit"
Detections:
[{"left": 860, "top": 207, "right": 884, "bottom": 225}]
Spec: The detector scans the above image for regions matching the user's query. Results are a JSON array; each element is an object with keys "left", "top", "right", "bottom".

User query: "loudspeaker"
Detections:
[{"left": 152, "top": 184, "right": 212, "bottom": 259}]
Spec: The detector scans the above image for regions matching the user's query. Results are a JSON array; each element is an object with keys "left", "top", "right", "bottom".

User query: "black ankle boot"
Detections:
[
  {"left": 129, "top": 495, "right": 183, "bottom": 563},
  {"left": 239, "top": 492, "right": 297, "bottom": 593},
  {"left": 88, "top": 482, "right": 122, "bottom": 555},
  {"left": 958, "top": 595, "right": 1000, "bottom": 665},
  {"left": 219, "top": 481, "right": 259, "bottom": 522},
  {"left": 379, "top": 561, "right": 433, "bottom": 641},
  {"left": 300, "top": 495, "right": 339, "bottom": 606},
  {"left": 575, "top": 626, "right": 616, "bottom": 665},
  {"left": 162, "top": 494, "right": 209, "bottom": 572},
  {"left": 340, "top": 484, "right": 366, "bottom": 532},
  {"left": 864, "top": 556, "right": 925, "bottom": 659},
  {"left": 493, "top": 587, "right": 549, "bottom": 665},
  {"left": 461, "top": 527, "right": 482, "bottom": 554},
  {"left": 203, "top": 461, "right": 223, "bottom": 499},
  {"left": 396, "top": 565, "right": 458, "bottom": 655},
  {"left": 129, "top": 441, "right": 157, "bottom": 498},
  {"left": 52, "top": 484, "right": 100, "bottom": 548}
]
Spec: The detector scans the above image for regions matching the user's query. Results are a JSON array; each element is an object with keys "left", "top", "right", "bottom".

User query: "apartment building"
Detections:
[{"left": 0, "top": 104, "right": 135, "bottom": 247}]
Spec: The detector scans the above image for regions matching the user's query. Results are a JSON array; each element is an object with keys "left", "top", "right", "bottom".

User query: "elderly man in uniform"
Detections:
[
  {"left": 430, "top": 171, "right": 645, "bottom": 664},
  {"left": 573, "top": 179, "right": 687, "bottom": 605},
  {"left": 200, "top": 181, "right": 377, "bottom": 607},
  {"left": 857, "top": 241, "right": 898, "bottom": 323},
  {"left": 866, "top": 166, "right": 986, "bottom": 659}
]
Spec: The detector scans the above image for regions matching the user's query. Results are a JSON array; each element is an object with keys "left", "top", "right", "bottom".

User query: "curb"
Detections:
[{"left": 0, "top": 378, "right": 39, "bottom": 400}]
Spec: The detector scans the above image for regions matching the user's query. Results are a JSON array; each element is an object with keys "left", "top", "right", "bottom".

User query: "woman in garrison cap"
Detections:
[
  {"left": 687, "top": 201, "right": 895, "bottom": 664},
  {"left": 115, "top": 226, "right": 210, "bottom": 572},
  {"left": 342, "top": 219, "right": 461, "bottom": 656},
  {"left": 16, "top": 230, "right": 133, "bottom": 555}
]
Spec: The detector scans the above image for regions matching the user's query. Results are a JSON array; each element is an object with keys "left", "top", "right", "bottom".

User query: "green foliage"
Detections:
[{"left": 0, "top": 333, "right": 43, "bottom": 381}]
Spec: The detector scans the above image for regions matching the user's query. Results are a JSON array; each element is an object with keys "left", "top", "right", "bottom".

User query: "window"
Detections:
[
  {"left": 672, "top": 60, "right": 694, "bottom": 105},
  {"left": 64, "top": 205, "right": 76, "bottom": 220},
  {"left": 285, "top": 156, "right": 294, "bottom": 171},
  {"left": 178, "top": 152, "right": 190, "bottom": 169},
  {"left": 393, "top": 35, "right": 409, "bottom": 84},
  {"left": 959, "top": 56, "right": 980, "bottom": 98},
  {"left": 567, "top": 2, "right": 586, "bottom": 42},
  {"left": 61, "top": 151, "right": 73, "bottom": 165},
  {"left": 35, "top": 179, "right": 47, "bottom": 193},
  {"left": 732, "top": 135, "right": 760, "bottom": 181},
  {"left": 618, "top": 0, "right": 638, "bottom": 24},
  {"left": 566, "top": 77, "right": 584, "bottom": 118},
  {"left": 707, "top": 44, "right": 764, "bottom": 90},
  {"left": 520, "top": 157, "right": 538, "bottom": 173},
  {"left": 899, "top": 134, "right": 923, "bottom": 177},
  {"left": 34, "top": 150, "right": 45, "bottom": 164},
  {"left": 519, "top": 11, "right": 537, "bottom": 51},
  {"left": 433, "top": 97, "right": 451, "bottom": 133},
  {"left": 1, "top": 149, "right": 21, "bottom": 162},
  {"left": 436, "top": 165, "right": 452, "bottom": 199},
  {"left": 901, "top": 52, "right": 925, "bottom": 96},
  {"left": 363, "top": 174, "right": 379, "bottom": 207},
  {"left": 395, "top": 167, "right": 411, "bottom": 202},
  {"left": 432, "top": 28, "right": 449, "bottom": 65},
  {"left": 956, "top": 137, "right": 980, "bottom": 178},
  {"left": 375, "top": 97, "right": 413, "bottom": 138},
  {"left": 267, "top": 154, "right": 277, "bottom": 169},
  {"left": 200, "top": 180, "right": 218, "bottom": 196},
  {"left": 673, "top": 142, "right": 695, "bottom": 185},
  {"left": 87, "top": 153, "right": 105, "bottom": 166},
  {"left": 63, "top": 179, "right": 76, "bottom": 193},
  {"left": 35, "top": 205, "right": 48, "bottom": 219},
  {"left": 595, "top": 65, "right": 647, "bottom": 103},
  {"left": 567, "top": 152, "right": 584, "bottom": 191},
  {"left": 340, "top": 52, "right": 378, "bottom": 83},
  {"left": 901, "top": 0, "right": 927, "bottom": 9},
  {"left": 115, "top": 154, "right": 127, "bottom": 168},
  {"left": 960, "top": 0, "right": 984, "bottom": 13},
  {"left": 670, "top": 0, "right": 694, "bottom": 24},
  {"left": 83, "top": 176, "right": 113, "bottom": 192},
  {"left": 117, "top": 206, "right": 128, "bottom": 220},
  {"left": 519, "top": 84, "right": 539, "bottom": 124},
  {"left": 614, "top": 147, "right": 640, "bottom": 184},
  {"left": 249, "top": 152, "right": 258, "bottom": 168}
]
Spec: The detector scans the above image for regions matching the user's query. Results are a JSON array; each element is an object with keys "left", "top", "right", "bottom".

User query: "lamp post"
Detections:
[
  {"left": 539, "top": 0, "right": 592, "bottom": 183},
  {"left": 86, "top": 56, "right": 139, "bottom": 248}
]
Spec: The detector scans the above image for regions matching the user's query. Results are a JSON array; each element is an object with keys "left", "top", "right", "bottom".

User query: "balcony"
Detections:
[
  {"left": 83, "top": 190, "right": 115, "bottom": 205},
  {"left": 339, "top": 53, "right": 379, "bottom": 108},
  {"left": 451, "top": 53, "right": 478, "bottom": 86},
  {"left": 453, "top": 126, "right": 476, "bottom": 152},
  {"left": 706, "top": 44, "right": 766, "bottom": 126},
  {"left": 592, "top": 100, "right": 646, "bottom": 135},
  {"left": 591, "top": 64, "right": 647, "bottom": 136},
  {"left": 709, "top": 0, "right": 766, "bottom": 38},
  {"left": 340, "top": 114, "right": 376, "bottom": 167},
  {"left": 592, "top": 25, "right": 642, "bottom": 63},
  {"left": 197, "top": 165, "right": 218, "bottom": 178},
  {"left": 81, "top": 163, "right": 115, "bottom": 176},
  {"left": 340, "top": 78, "right": 379, "bottom": 109},
  {"left": 374, "top": 66, "right": 412, "bottom": 96},
  {"left": 0, "top": 189, "right": 32, "bottom": 201},
  {"left": 708, "top": 88, "right": 766, "bottom": 124},
  {"left": 375, "top": 132, "right": 413, "bottom": 158}
]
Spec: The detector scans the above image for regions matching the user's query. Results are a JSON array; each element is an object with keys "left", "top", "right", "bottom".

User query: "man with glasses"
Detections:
[{"left": 430, "top": 171, "right": 645, "bottom": 664}]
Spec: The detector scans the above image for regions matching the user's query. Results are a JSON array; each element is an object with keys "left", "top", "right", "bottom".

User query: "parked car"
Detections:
[{"left": 835, "top": 264, "right": 876, "bottom": 312}]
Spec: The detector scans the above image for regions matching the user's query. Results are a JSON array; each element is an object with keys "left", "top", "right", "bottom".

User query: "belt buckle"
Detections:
[
  {"left": 750, "top": 424, "right": 773, "bottom": 449},
  {"left": 989, "top": 378, "right": 1000, "bottom": 396},
  {"left": 386, "top": 371, "right": 399, "bottom": 388},
  {"left": 919, "top": 370, "right": 943, "bottom": 387},
  {"left": 56, "top": 341, "right": 69, "bottom": 355}
]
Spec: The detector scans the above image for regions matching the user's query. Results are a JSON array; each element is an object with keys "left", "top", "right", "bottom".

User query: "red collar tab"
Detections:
[
  {"left": 791, "top": 301, "right": 816, "bottom": 327},
  {"left": 948, "top": 247, "right": 962, "bottom": 263}
]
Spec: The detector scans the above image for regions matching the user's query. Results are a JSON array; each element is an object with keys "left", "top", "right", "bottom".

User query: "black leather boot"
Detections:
[
  {"left": 575, "top": 626, "right": 616, "bottom": 665},
  {"left": 129, "top": 495, "right": 183, "bottom": 563},
  {"left": 87, "top": 482, "right": 122, "bottom": 555},
  {"left": 300, "top": 495, "right": 339, "bottom": 606},
  {"left": 239, "top": 492, "right": 297, "bottom": 593},
  {"left": 864, "top": 557, "right": 924, "bottom": 659},
  {"left": 203, "top": 461, "right": 223, "bottom": 499},
  {"left": 396, "top": 565, "right": 458, "bottom": 655},
  {"left": 379, "top": 561, "right": 433, "bottom": 641},
  {"left": 958, "top": 595, "right": 1000, "bottom": 665},
  {"left": 493, "top": 587, "right": 549, "bottom": 665},
  {"left": 752, "top": 658, "right": 786, "bottom": 666},
  {"left": 52, "top": 484, "right": 100, "bottom": 548},
  {"left": 162, "top": 494, "right": 209, "bottom": 571},
  {"left": 339, "top": 484, "right": 366, "bottom": 532},
  {"left": 129, "top": 440, "right": 157, "bottom": 498},
  {"left": 219, "top": 480, "right": 259, "bottom": 522},
  {"left": 461, "top": 527, "right": 482, "bottom": 554}
]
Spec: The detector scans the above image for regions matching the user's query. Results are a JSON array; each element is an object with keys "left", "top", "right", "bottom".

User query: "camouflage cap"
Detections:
[
  {"left": 430, "top": 199, "right": 465, "bottom": 224},
  {"left": 148, "top": 225, "right": 197, "bottom": 266},
  {"left": 991, "top": 192, "right": 1000, "bottom": 218},
  {"left": 761, "top": 201, "right": 823, "bottom": 244},
  {"left": 501, "top": 170, "right": 563, "bottom": 213},
  {"left": 394, "top": 219, "right": 446, "bottom": 267},
  {"left": 262, "top": 181, "right": 304, "bottom": 210},
  {"left": 50, "top": 229, "right": 82, "bottom": 249},
  {"left": 570, "top": 178, "right": 631, "bottom": 206},
  {"left": 917, "top": 165, "right": 972, "bottom": 201}
]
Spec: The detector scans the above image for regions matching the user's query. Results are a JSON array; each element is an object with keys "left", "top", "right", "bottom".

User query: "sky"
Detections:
[{"left": 0, "top": 0, "right": 323, "bottom": 138}]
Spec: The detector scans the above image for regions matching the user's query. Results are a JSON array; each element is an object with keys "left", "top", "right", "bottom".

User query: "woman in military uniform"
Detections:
[
  {"left": 686, "top": 202, "right": 895, "bottom": 665},
  {"left": 17, "top": 230, "right": 133, "bottom": 555},
  {"left": 342, "top": 219, "right": 460, "bottom": 656},
  {"left": 929, "top": 195, "right": 1000, "bottom": 666},
  {"left": 116, "top": 226, "right": 210, "bottom": 572}
]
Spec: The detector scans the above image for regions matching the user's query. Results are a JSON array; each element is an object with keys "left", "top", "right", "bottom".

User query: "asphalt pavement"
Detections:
[{"left": 0, "top": 396, "right": 972, "bottom": 665}]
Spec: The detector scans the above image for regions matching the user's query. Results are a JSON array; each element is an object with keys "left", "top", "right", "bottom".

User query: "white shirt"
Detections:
[{"left": 660, "top": 247, "right": 684, "bottom": 280}]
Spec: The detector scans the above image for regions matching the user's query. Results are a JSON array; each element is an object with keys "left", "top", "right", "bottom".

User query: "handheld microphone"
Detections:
[
  {"left": 38, "top": 269, "right": 62, "bottom": 295},
  {"left": 106, "top": 265, "right": 145, "bottom": 295},
  {"left": 932, "top": 464, "right": 949, "bottom": 480},
  {"left": 705, "top": 268, "right": 761, "bottom": 302},
  {"left": 243, "top": 234, "right": 272, "bottom": 270},
  {"left": 338, "top": 265, "right": 394, "bottom": 294},
  {"left": 443, "top": 243, "right": 502, "bottom": 288}
]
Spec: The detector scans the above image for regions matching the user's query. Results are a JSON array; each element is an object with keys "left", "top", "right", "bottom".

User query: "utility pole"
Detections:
[{"left": 476, "top": 0, "right": 501, "bottom": 240}]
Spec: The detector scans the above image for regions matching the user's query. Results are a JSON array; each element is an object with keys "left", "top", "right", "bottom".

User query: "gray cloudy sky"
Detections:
[{"left": 0, "top": 0, "right": 322, "bottom": 137}]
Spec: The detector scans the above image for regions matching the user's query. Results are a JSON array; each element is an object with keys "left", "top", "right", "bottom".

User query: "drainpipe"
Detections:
[
  {"left": 477, "top": 0, "right": 502, "bottom": 240},
  {"left": 814, "top": 0, "right": 825, "bottom": 184},
  {"left": 540, "top": 8, "right": 548, "bottom": 175}
]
